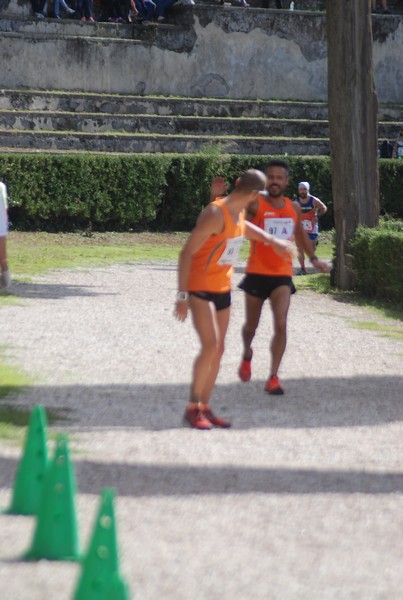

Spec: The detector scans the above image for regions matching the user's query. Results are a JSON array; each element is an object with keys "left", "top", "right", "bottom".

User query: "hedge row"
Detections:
[
  {"left": 0, "top": 153, "right": 402, "bottom": 232},
  {"left": 351, "top": 219, "right": 403, "bottom": 303}
]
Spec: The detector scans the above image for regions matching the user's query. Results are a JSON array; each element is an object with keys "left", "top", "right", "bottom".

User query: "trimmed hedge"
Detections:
[
  {"left": 351, "top": 219, "right": 403, "bottom": 303},
  {"left": 0, "top": 153, "right": 402, "bottom": 232}
]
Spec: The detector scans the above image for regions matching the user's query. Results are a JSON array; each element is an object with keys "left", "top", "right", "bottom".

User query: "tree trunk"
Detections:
[{"left": 326, "top": 0, "right": 379, "bottom": 290}]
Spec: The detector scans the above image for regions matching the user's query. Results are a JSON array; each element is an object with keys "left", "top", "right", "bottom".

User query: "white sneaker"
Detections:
[{"left": 1, "top": 269, "right": 11, "bottom": 290}]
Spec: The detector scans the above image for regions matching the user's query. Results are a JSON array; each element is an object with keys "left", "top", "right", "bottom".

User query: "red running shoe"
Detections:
[
  {"left": 238, "top": 351, "right": 253, "bottom": 382},
  {"left": 183, "top": 406, "right": 212, "bottom": 430},
  {"left": 202, "top": 408, "right": 231, "bottom": 428},
  {"left": 264, "top": 375, "right": 284, "bottom": 395}
]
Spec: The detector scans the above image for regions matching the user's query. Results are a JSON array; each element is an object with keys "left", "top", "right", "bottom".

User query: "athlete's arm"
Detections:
[
  {"left": 312, "top": 196, "right": 327, "bottom": 217},
  {"left": 244, "top": 221, "right": 296, "bottom": 259},
  {"left": 293, "top": 203, "right": 329, "bottom": 272},
  {"left": 209, "top": 176, "right": 228, "bottom": 203},
  {"left": 174, "top": 205, "right": 224, "bottom": 321}
]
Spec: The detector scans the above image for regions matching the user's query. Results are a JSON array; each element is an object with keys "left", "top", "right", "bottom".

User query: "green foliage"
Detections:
[
  {"left": 378, "top": 159, "right": 403, "bottom": 220},
  {"left": 0, "top": 154, "right": 169, "bottom": 231},
  {"left": 0, "top": 153, "right": 402, "bottom": 233},
  {"left": 351, "top": 219, "right": 403, "bottom": 303}
]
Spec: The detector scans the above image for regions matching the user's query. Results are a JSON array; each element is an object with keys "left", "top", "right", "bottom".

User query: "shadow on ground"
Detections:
[{"left": 0, "top": 375, "right": 402, "bottom": 431}]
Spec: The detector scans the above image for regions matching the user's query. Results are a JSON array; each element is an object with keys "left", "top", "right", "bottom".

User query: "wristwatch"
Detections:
[{"left": 176, "top": 291, "right": 189, "bottom": 301}]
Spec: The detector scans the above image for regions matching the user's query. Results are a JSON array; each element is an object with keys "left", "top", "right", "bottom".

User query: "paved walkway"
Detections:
[{"left": 0, "top": 262, "right": 402, "bottom": 599}]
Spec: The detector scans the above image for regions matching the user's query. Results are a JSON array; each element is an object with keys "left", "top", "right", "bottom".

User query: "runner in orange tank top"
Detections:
[
  {"left": 174, "top": 169, "right": 295, "bottom": 429},
  {"left": 238, "top": 160, "right": 329, "bottom": 395}
]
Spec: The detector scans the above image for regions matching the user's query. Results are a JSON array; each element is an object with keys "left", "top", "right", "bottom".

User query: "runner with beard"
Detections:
[{"left": 238, "top": 159, "right": 329, "bottom": 395}]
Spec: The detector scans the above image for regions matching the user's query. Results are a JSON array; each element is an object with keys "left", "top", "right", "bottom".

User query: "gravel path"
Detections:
[{"left": 0, "top": 261, "right": 402, "bottom": 600}]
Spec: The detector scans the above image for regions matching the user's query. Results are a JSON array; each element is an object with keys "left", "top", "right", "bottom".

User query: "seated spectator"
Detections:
[
  {"left": 50, "top": 0, "right": 76, "bottom": 18},
  {"left": 134, "top": 0, "right": 156, "bottom": 24},
  {"left": 77, "top": 0, "right": 95, "bottom": 20},
  {"left": 392, "top": 129, "right": 403, "bottom": 159},
  {"left": 99, "top": 0, "right": 129, "bottom": 21},
  {"left": 154, "top": 0, "right": 178, "bottom": 21},
  {"left": 262, "top": 0, "right": 282, "bottom": 7},
  {"left": 371, "top": 0, "right": 390, "bottom": 14},
  {"left": 31, "top": 0, "right": 47, "bottom": 18}
]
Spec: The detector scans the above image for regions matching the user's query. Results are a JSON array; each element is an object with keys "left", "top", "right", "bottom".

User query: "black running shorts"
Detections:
[
  {"left": 238, "top": 274, "right": 296, "bottom": 299},
  {"left": 189, "top": 291, "right": 231, "bottom": 311}
]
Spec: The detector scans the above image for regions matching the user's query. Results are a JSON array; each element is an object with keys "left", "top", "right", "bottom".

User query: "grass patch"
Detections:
[
  {"left": 349, "top": 321, "right": 403, "bottom": 340},
  {"left": 8, "top": 231, "right": 187, "bottom": 277},
  {"left": 0, "top": 404, "right": 70, "bottom": 442},
  {"left": 0, "top": 362, "right": 31, "bottom": 399}
]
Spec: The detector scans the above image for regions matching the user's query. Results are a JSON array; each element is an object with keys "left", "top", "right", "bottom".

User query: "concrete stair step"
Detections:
[
  {"left": 0, "top": 129, "right": 331, "bottom": 155},
  {"left": 0, "top": 110, "right": 332, "bottom": 137},
  {"left": 0, "top": 16, "right": 179, "bottom": 39},
  {"left": 0, "top": 90, "right": 330, "bottom": 119},
  {"left": 0, "top": 109, "right": 400, "bottom": 139}
]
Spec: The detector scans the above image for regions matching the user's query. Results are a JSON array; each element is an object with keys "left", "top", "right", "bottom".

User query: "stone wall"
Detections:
[{"left": 0, "top": 3, "right": 402, "bottom": 102}]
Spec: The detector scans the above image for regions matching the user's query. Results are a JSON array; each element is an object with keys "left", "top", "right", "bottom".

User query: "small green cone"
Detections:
[
  {"left": 6, "top": 404, "right": 48, "bottom": 515},
  {"left": 104, "top": 573, "right": 131, "bottom": 600},
  {"left": 25, "top": 433, "right": 80, "bottom": 561},
  {"left": 73, "top": 488, "right": 124, "bottom": 600}
]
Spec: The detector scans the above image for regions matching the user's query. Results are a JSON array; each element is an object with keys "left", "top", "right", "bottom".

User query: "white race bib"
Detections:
[
  {"left": 217, "top": 236, "right": 244, "bottom": 265},
  {"left": 264, "top": 218, "right": 294, "bottom": 240},
  {"left": 397, "top": 145, "right": 403, "bottom": 158},
  {"left": 302, "top": 219, "right": 313, "bottom": 232}
]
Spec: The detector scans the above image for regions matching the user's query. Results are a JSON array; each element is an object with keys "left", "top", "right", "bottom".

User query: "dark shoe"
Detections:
[
  {"left": 202, "top": 408, "right": 231, "bottom": 428},
  {"left": 264, "top": 375, "right": 284, "bottom": 395},
  {"left": 183, "top": 407, "right": 212, "bottom": 430},
  {"left": 383, "top": 8, "right": 391, "bottom": 13},
  {"left": 296, "top": 267, "right": 307, "bottom": 276}
]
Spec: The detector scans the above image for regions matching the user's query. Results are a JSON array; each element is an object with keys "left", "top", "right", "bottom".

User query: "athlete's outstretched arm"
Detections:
[{"left": 244, "top": 221, "right": 296, "bottom": 259}]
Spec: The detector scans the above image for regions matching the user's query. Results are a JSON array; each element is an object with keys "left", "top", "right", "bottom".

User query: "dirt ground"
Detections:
[{"left": 0, "top": 261, "right": 402, "bottom": 599}]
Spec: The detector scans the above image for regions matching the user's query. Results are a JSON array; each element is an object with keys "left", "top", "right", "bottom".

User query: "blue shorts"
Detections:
[
  {"left": 189, "top": 291, "right": 231, "bottom": 311},
  {"left": 308, "top": 233, "right": 318, "bottom": 241},
  {"left": 238, "top": 274, "right": 296, "bottom": 300}
]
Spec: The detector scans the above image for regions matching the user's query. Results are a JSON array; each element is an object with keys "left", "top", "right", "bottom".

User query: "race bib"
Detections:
[
  {"left": 398, "top": 145, "right": 403, "bottom": 158},
  {"left": 264, "top": 218, "right": 294, "bottom": 240},
  {"left": 302, "top": 219, "right": 313, "bottom": 233},
  {"left": 217, "top": 236, "right": 244, "bottom": 265}
]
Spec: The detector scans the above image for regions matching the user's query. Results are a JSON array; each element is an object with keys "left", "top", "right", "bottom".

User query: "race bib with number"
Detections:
[
  {"left": 217, "top": 236, "right": 244, "bottom": 265},
  {"left": 302, "top": 219, "right": 313, "bottom": 233},
  {"left": 264, "top": 218, "right": 294, "bottom": 240}
]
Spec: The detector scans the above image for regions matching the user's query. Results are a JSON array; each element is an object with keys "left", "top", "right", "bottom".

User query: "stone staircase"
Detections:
[{"left": 0, "top": 89, "right": 402, "bottom": 156}]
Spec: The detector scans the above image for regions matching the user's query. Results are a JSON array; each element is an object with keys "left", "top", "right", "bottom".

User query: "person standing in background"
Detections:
[
  {"left": 0, "top": 181, "right": 11, "bottom": 291},
  {"left": 392, "top": 129, "right": 403, "bottom": 159}
]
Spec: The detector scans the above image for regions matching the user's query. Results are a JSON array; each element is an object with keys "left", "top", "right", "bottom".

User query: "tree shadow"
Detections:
[
  {"left": 9, "top": 281, "right": 116, "bottom": 300},
  {"left": 1, "top": 454, "right": 403, "bottom": 498},
  {"left": 1, "top": 374, "right": 402, "bottom": 431}
]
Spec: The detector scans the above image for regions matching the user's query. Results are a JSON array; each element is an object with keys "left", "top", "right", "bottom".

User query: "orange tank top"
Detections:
[
  {"left": 188, "top": 198, "right": 245, "bottom": 293},
  {"left": 246, "top": 195, "right": 297, "bottom": 277}
]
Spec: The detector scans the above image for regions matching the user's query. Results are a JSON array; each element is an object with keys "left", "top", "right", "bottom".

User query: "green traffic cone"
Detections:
[
  {"left": 73, "top": 488, "right": 123, "bottom": 600},
  {"left": 25, "top": 433, "right": 80, "bottom": 561},
  {"left": 6, "top": 404, "right": 48, "bottom": 515},
  {"left": 104, "top": 573, "right": 131, "bottom": 600}
]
